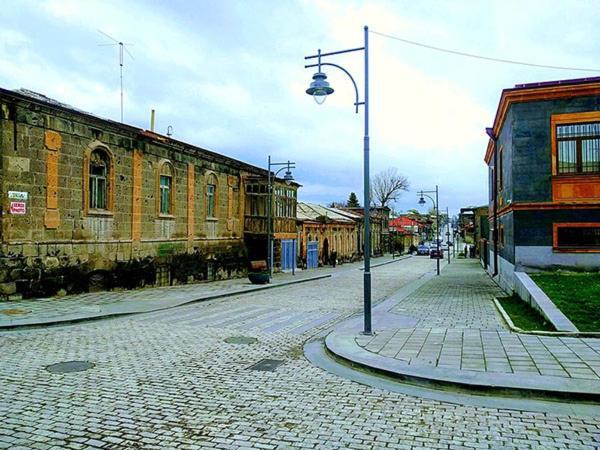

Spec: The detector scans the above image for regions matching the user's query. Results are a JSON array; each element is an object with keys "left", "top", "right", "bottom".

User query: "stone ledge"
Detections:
[{"left": 514, "top": 271, "right": 578, "bottom": 332}]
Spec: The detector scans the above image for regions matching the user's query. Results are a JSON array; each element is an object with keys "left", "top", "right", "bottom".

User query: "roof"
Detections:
[
  {"left": 297, "top": 203, "right": 360, "bottom": 223},
  {"left": 1, "top": 87, "right": 272, "bottom": 176},
  {"left": 484, "top": 76, "right": 600, "bottom": 164}
]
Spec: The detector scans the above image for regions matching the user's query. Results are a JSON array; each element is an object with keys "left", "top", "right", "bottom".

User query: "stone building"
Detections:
[
  {"left": 296, "top": 203, "right": 360, "bottom": 268},
  {"left": 338, "top": 207, "right": 388, "bottom": 257},
  {"left": 0, "top": 88, "right": 297, "bottom": 298},
  {"left": 484, "top": 76, "right": 600, "bottom": 291}
]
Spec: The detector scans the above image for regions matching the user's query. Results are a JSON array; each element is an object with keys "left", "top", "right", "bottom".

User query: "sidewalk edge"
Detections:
[{"left": 0, "top": 274, "right": 332, "bottom": 330}]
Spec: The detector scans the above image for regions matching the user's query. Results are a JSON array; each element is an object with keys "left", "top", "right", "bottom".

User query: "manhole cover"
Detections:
[
  {"left": 45, "top": 361, "right": 95, "bottom": 374},
  {"left": 224, "top": 336, "right": 258, "bottom": 345},
  {"left": 247, "top": 359, "right": 284, "bottom": 372}
]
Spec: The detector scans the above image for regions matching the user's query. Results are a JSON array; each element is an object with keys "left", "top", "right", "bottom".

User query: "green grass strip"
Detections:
[
  {"left": 498, "top": 295, "right": 555, "bottom": 331},
  {"left": 530, "top": 272, "right": 600, "bottom": 332}
]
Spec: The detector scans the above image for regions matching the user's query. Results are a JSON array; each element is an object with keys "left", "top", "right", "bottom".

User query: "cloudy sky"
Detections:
[{"left": 1, "top": 0, "right": 599, "bottom": 216}]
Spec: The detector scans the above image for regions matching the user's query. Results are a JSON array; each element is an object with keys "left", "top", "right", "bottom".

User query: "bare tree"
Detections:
[{"left": 371, "top": 168, "right": 409, "bottom": 208}]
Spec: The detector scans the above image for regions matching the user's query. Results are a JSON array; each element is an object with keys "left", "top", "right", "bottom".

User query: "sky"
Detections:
[{"left": 1, "top": 0, "right": 599, "bottom": 217}]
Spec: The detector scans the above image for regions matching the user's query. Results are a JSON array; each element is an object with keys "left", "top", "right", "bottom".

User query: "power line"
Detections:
[{"left": 370, "top": 30, "right": 600, "bottom": 73}]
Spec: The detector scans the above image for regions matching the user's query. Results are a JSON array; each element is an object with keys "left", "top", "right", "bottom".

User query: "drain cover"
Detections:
[
  {"left": 45, "top": 361, "right": 94, "bottom": 374},
  {"left": 224, "top": 336, "right": 258, "bottom": 345},
  {"left": 247, "top": 359, "right": 284, "bottom": 372}
]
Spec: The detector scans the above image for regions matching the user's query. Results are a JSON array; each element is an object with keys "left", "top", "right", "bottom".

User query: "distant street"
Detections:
[{"left": 1, "top": 257, "right": 599, "bottom": 449}]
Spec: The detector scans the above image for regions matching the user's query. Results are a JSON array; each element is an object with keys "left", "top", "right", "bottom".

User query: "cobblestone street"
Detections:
[{"left": 1, "top": 257, "right": 599, "bottom": 449}]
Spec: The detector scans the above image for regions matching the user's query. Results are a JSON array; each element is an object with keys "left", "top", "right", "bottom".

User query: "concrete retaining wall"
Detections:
[{"left": 513, "top": 271, "right": 578, "bottom": 332}]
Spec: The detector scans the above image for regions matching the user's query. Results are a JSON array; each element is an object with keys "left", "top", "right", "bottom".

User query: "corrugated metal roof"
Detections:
[{"left": 297, "top": 203, "right": 360, "bottom": 223}]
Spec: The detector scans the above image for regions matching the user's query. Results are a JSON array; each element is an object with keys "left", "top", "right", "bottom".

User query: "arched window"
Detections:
[
  {"left": 157, "top": 161, "right": 175, "bottom": 216},
  {"left": 206, "top": 173, "right": 218, "bottom": 218},
  {"left": 89, "top": 149, "right": 109, "bottom": 210}
]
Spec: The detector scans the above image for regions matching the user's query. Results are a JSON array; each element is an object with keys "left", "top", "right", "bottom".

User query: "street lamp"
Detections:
[
  {"left": 304, "top": 26, "right": 372, "bottom": 335},
  {"left": 417, "top": 186, "right": 440, "bottom": 276},
  {"left": 267, "top": 156, "right": 296, "bottom": 279}
]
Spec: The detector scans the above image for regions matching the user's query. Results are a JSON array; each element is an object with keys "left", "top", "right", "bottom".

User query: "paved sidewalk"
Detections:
[
  {"left": 326, "top": 259, "right": 600, "bottom": 397},
  {"left": 0, "top": 255, "right": 407, "bottom": 329}
]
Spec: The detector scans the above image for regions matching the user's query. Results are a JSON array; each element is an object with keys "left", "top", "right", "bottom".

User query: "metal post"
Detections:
[
  {"left": 362, "top": 25, "right": 372, "bottom": 335},
  {"left": 435, "top": 185, "right": 440, "bottom": 276},
  {"left": 493, "top": 136, "right": 499, "bottom": 276},
  {"left": 292, "top": 238, "right": 296, "bottom": 276},
  {"left": 446, "top": 206, "right": 451, "bottom": 264},
  {"left": 267, "top": 156, "right": 272, "bottom": 280}
]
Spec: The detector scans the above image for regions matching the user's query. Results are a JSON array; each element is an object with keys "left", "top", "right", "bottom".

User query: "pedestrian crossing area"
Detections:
[{"left": 132, "top": 302, "right": 343, "bottom": 336}]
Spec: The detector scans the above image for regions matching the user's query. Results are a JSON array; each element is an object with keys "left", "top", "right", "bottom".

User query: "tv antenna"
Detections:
[{"left": 98, "top": 29, "right": 134, "bottom": 123}]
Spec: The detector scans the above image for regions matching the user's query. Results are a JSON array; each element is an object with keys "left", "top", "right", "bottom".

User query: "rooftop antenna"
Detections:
[{"left": 98, "top": 29, "right": 134, "bottom": 123}]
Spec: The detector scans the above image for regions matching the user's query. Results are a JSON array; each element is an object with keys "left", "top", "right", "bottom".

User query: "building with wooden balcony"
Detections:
[{"left": 243, "top": 176, "right": 299, "bottom": 272}]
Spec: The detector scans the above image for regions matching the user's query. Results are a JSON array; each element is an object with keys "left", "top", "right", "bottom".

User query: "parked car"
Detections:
[
  {"left": 416, "top": 245, "right": 430, "bottom": 255},
  {"left": 430, "top": 248, "right": 444, "bottom": 259}
]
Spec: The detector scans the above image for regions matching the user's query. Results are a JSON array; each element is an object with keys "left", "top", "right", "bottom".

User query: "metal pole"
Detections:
[
  {"left": 493, "top": 136, "right": 498, "bottom": 276},
  {"left": 119, "top": 42, "right": 124, "bottom": 123},
  {"left": 435, "top": 185, "right": 440, "bottom": 276},
  {"left": 446, "top": 206, "right": 451, "bottom": 264},
  {"left": 267, "top": 156, "right": 272, "bottom": 280},
  {"left": 363, "top": 25, "right": 372, "bottom": 335}
]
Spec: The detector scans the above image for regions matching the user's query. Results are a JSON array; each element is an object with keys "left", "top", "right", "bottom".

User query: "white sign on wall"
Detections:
[{"left": 8, "top": 191, "right": 28, "bottom": 200}]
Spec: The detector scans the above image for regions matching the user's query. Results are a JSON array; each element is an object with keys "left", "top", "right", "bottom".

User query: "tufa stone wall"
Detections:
[{"left": 0, "top": 90, "right": 262, "bottom": 299}]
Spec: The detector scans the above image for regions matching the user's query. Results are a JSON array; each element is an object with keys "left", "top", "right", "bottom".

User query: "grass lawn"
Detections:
[
  {"left": 529, "top": 272, "right": 600, "bottom": 332},
  {"left": 498, "top": 295, "right": 555, "bottom": 331}
]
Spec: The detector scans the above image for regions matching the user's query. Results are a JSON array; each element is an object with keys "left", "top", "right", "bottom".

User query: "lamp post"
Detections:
[
  {"left": 267, "top": 156, "right": 295, "bottom": 279},
  {"left": 417, "top": 186, "right": 440, "bottom": 276},
  {"left": 446, "top": 206, "right": 451, "bottom": 265},
  {"left": 304, "top": 26, "right": 372, "bottom": 335}
]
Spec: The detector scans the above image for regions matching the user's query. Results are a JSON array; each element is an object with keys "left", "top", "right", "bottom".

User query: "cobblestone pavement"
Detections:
[
  {"left": 356, "top": 260, "right": 600, "bottom": 383},
  {"left": 1, "top": 257, "right": 600, "bottom": 449}
]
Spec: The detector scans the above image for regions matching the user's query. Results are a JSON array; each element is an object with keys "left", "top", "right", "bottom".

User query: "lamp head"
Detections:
[
  {"left": 306, "top": 72, "right": 334, "bottom": 105},
  {"left": 283, "top": 170, "right": 294, "bottom": 185},
  {"left": 418, "top": 196, "right": 425, "bottom": 206}
]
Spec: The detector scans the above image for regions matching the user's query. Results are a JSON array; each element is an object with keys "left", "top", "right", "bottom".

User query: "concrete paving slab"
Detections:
[{"left": 326, "top": 259, "right": 600, "bottom": 398}]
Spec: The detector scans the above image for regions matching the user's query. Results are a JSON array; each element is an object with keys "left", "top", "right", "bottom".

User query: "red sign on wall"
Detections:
[{"left": 9, "top": 201, "right": 26, "bottom": 215}]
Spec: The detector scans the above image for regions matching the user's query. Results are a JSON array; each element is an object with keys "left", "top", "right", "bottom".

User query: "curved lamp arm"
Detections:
[
  {"left": 418, "top": 192, "right": 436, "bottom": 207},
  {"left": 305, "top": 62, "right": 363, "bottom": 113},
  {"left": 275, "top": 165, "right": 292, "bottom": 177}
]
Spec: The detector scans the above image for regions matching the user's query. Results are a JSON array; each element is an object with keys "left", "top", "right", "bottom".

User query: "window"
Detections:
[
  {"left": 273, "top": 186, "right": 297, "bottom": 218},
  {"left": 207, "top": 184, "right": 215, "bottom": 217},
  {"left": 554, "top": 223, "right": 600, "bottom": 251},
  {"left": 556, "top": 122, "right": 600, "bottom": 174},
  {"left": 206, "top": 173, "right": 218, "bottom": 218},
  {"left": 156, "top": 161, "right": 174, "bottom": 217},
  {"left": 89, "top": 149, "right": 108, "bottom": 210},
  {"left": 159, "top": 175, "right": 172, "bottom": 214},
  {"left": 245, "top": 183, "right": 267, "bottom": 217}
]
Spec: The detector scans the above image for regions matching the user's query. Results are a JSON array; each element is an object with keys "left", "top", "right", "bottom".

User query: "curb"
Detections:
[
  {"left": 493, "top": 297, "right": 600, "bottom": 338},
  {"left": 358, "top": 255, "right": 412, "bottom": 270},
  {"left": 0, "top": 273, "right": 332, "bottom": 331},
  {"left": 325, "top": 328, "right": 600, "bottom": 401}
]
